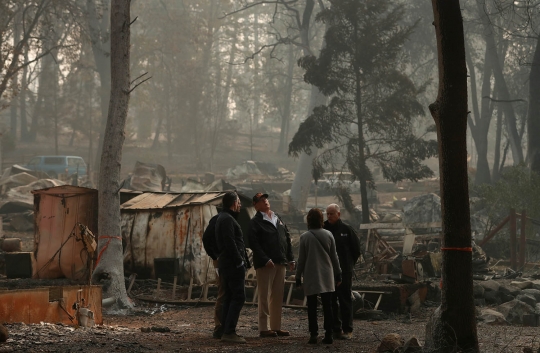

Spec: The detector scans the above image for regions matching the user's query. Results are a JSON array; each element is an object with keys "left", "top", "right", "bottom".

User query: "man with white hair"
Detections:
[{"left": 324, "top": 203, "right": 361, "bottom": 340}]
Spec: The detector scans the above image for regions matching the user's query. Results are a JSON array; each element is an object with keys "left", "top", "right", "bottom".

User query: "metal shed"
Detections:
[
  {"left": 120, "top": 191, "right": 255, "bottom": 285},
  {"left": 32, "top": 185, "right": 98, "bottom": 280}
]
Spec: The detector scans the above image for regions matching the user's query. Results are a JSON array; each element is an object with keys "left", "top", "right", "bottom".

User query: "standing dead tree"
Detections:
[
  {"left": 91, "top": 0, "right": 133, "bottom": 309},
  {"left": 425, "top": 0, "right": 479, "bottom": 352}
]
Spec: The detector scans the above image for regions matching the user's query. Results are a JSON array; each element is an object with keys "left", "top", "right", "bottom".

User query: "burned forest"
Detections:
[{"left": 2, "top": 0, "right": 540, "bottom": 352}]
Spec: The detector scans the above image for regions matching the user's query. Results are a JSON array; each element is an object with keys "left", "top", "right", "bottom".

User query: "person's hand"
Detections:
[
  {"left": 265, "top": 259, "right": 275, "bottom": 268},
  {"left": 288, "top": 261, "right": 296, "bottom": 271}
]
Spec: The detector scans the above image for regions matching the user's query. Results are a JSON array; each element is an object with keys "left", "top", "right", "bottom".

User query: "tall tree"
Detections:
[
  {"left": 91, "top": 0, "right": 132, "bottom": 309},
  {"left": 529, "top": 34, "right": 540, "bottom": 173},
  {"left": 466, "top": 35, "right": 495, "bottom": 184},
  {"left": 290, "top": 0, "right": 437, "bottom": 223},
  {"left": 425, "top": 0, "right": 479, "bottom": 351}
]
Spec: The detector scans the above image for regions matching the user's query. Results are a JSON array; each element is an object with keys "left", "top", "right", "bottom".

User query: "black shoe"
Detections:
[
  {"left": 308, "top": 335, "right": 318, "bottom": 344},
  {"left": 213, "top": 330, "right": 223, "bottom": 339},
  {"left": 322, "top": 334, "right": 333, "bottom": 344}
]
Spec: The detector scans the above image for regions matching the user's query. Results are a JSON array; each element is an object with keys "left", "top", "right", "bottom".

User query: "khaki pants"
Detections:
[
  {"left": 256, "top": 264, "right": 286, "bottom": 331},
  {"left": 213, "top": 260, "right": 225, "bottom": 333}
]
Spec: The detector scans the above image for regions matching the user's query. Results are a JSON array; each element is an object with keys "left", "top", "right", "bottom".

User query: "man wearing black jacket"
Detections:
[
  {"left": 202, "top": 213, "right": 224, "bottom": 339},
  {"left": 324, "top": 203, "right": 361, "bottom": 340},
  {"left": 248, "top": 193, "right": 295, "bottom": 338},
  {"left": 215, "top": 191, "right": 251, "bottom": 344}
]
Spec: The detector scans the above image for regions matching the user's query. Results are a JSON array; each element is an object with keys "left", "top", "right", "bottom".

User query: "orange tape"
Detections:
[
  {"left": 95, "top": 236, "right": 123, "bottom": 267},
  {"left": 440, "top": 247, "right": 472, "bottom": 252}
]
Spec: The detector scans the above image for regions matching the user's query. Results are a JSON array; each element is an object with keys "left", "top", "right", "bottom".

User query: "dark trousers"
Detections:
[
  {"left": 220, "top": 266, "right": 246, "bottom": 335},
  {"left": 307, "top": 292, "right": 333, "bottom": 336},
  {"left": 332, "top": 272, "right": 353, "bottom": 333}
]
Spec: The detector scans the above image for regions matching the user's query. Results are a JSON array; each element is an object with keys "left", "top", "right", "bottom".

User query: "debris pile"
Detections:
[{"left": 476, "top": 277, "right": 540, "bottom": 326}]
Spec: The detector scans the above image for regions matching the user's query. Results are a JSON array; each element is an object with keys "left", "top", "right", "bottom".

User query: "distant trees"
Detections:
[
  {"left": 289, "top": 0, "right": 437, "bottom": 222},
  {"left": 0, "top": 0, "right": 51, "bottom": 105}
]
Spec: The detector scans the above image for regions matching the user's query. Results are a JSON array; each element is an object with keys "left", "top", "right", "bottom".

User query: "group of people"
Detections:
[{"left": 202, "top": 191, "right": 361, "bottom": 344}]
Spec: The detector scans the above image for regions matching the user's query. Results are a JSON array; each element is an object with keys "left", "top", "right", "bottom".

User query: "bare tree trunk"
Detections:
[
  {"left": 528, "top": 35, "right": 540, "bottom": 174},
  {"left": 278, "top": 45, "right": 295, "bottom": 155},
  {"left": 289, "top": 88, "right": 326, "bottom": 211},
  {"left": 476, "top": 0, "right": 523, "bottom": 165},
  {"left": 19, "top": 48, "right": 29, "bottom": 141},
  {"left": 10, "top": 15, "right": 21, "bottom": 137},
  {"left": 87, "top": 0, "right": 111, "bottom": 173},
  {"left": 91, "top": 0, "right": 132, "bottom": 309},
  {"left": 466, "top": 39, "right": 493, "bottom": 184},
  {"left": 29, "top": 52, "right": 54, "bottom": 142},
  {"left": 425, "top": 1, "right": 479, "bottom": 352},
  {"left": 151, "top": 114, "right": 163, "bottom": 149},
  {"left": 493, "top": 102, "right": 503, "bottom": 181},
  {"left": 166, "top": 78, "right": 172, "bottom": 163},
  {"left": 289, "top": 0, "right": 327, "bottom": 212},
  {"left": 252, "top": 12, "right": 261, "bottom": 130},
  {"left": 210, "top": 22, "right": 237, "bottom": 171},
  {"left": 188, "top": 1, "right": 217, "bottom": 170}
]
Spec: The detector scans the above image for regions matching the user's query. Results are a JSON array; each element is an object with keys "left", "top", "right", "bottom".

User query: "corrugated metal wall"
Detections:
[{"left": 122, "top": 204, "right": 220, "bottom": 285}]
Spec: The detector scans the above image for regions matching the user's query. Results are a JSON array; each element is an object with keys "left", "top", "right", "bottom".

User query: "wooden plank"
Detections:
[
  {"left": 360, "top": 222, "right": 442, "bottom": 230},
  {"left": 479, "top": 215, "right": 510, "bottom": 247}
]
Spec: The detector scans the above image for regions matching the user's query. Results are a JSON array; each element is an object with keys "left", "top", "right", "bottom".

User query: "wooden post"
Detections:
[
  {"left": 172, "top": 276, "right": 177, "bottom": 299},
  {"left": 187, "top": 277, "right": 193, "bottom": 301},
  {"left": 510, "top": 209, "right": 517, "bottom": 270},
  {"left": 127, "top": 273, "right": 137, "bottom": 295},
  {"left": 156, "top": 278, "right": 161, "bottom": 297},
  {"left": 520, "top": 210, "right": 527, "bottom": 269}
]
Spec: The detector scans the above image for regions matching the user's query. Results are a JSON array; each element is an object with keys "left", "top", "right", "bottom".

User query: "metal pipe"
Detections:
[{"left": 102, "top": 297, "right": 116, "bottom": 308}]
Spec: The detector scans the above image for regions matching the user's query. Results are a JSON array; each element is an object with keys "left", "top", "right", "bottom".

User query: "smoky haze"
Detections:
[{"left": 0, "top": 0, "right": 533, "bottom": 197}]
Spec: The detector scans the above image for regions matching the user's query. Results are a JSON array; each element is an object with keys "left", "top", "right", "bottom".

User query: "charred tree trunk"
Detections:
[
  {"left": 528, "top": 35, "right": 540, "bottom": 174},
  {"left": 91, "top": 0, "right": 132, "bottom": 309},
  {"left": 425, "top": 1, "right": 479, "bottom": 352}
]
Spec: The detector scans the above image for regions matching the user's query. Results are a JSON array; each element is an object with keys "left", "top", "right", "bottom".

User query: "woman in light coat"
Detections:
[{"left": 295, "top": 208, "right": 342, "bottom": 344}]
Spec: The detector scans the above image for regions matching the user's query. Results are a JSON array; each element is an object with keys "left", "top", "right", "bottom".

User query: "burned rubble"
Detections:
[{"left": 0, "top": 161, "right": 539, "bottom": 352}]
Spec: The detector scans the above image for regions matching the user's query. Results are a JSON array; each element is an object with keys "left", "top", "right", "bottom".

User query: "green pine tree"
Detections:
[{"left": 289, "top": 0, "right": 438, "bottom": 222}]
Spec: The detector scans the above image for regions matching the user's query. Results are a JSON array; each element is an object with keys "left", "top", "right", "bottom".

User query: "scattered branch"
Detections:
[
  {"left": 482, "top": 96, "right": 526, "bottom": 103},
  {"left": 128, "top": 75, "right": 152, "bottom": 94}
]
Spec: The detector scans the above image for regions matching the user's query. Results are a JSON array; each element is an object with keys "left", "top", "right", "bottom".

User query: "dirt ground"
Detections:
[
  {"left": 1, "top": 301, "right": 540, "bottom": 353},
  {"left": 2, "top": 231, "right": 540, "bottom": 352}
]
